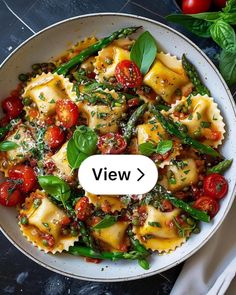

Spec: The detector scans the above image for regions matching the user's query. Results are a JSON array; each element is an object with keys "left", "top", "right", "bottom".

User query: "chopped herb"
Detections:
[
  {"left": 200, "top": 121, "right": 211, "bottom": 128},
  {"left": 213, "top": 114, "right": 218, "bottom": 121},
  {"left": 97, "top": 112, "right": 108, "bottom": 119},
  {"left": 184, "top": 169, "right": 190, "bottom": 175},
  {"left": 91, "top": 111, "right": 96, "bottom": 117},
  {"left": 181, "top": 177, "right": 187, "bottom": 182},
  {"left": 33, "top": 198, "right": 42, "bottom": 208},
  {"left": 42, "top": 222, "right": 50, "bottom": 228},
  {"left": 49, "top": 99, "right": 55, "bottom": 103},
  {"left": 187, "top": 96, "right": 192, "bottom": 106},
  {"left": 148, "top": 221, "right": 161, "bottom": 227},
  {"left": 196, "top": 112, "right": 202, "bottom": 120},
  {"left": 39, "top": 92, "right": 46, "bottom": 101},
  {"left": 188, "top": 113, "right": 193, "bottom": 120}
]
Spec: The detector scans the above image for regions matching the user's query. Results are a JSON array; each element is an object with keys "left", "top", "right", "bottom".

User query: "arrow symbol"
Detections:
[{"left": 137, "top": 168, "right": 145, "bottom": 181}]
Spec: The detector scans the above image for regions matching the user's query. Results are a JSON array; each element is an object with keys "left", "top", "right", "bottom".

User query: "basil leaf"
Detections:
[
  {"left": 38, "top": 175, "right": 70, "bottom": 203},
  {"left": 156, "top": 140, "right": 173, "bottom": 155},
  {"left": 187, "top": 12, "right": 220, "bottom": 21},
  {"left": 139, "top": 142, "right": 156, "bottom": 156},
  {"left": 67, "top": 138, "right": 88, "bottom": 170},
  {"left": 73, "top": 125, "right": 98, "bottom": 155},
  {"left": 166, "top": 14, "right": 212, "bottom": 38},
  {"left": 130, "top": 31, "right": 157, "bottom": 75},
  {"left": 222, "top": 12, "right": 236, "bottom": 24},
  {"left": 92, "top": 215, "right": 117, "bottom": 230},
  {"left": 210, "top": 20, "right": 236, "bottom": 52},
  {"left": 223, "top": 0, "right": 236, "bottom": 13},
  {"left": 219, "top": 49, "right": 236, "bottom": 85},
  {"left": 0, "top": 140, "right": 19, "bottom": 151}
]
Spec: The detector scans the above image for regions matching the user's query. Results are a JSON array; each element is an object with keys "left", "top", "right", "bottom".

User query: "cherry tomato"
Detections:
[
  {"left": 127, "top": 98, "right": 140, "bottom": 108},
  {"left": 203, "top": 173, "right": 228, "bottom": 199},
  {"left": 9, "top": 164, "right": 37, "bottom": 193},
  {"left": 213, "top": 0, "right": 226, "bottom": 8},
  {"left": 87, "top": 71, "right": 96, "bottom": 79},
  {"left": 0, "top": 116, "right": 10, "bottom": 127},
  {"left": 115, "top": 60, "right": 142, "bottom": 88},
  {"left": 60, "top": 215, "right": 71, "bottom": 226},
  {"left": 0, "top": 181, "right": 21, "bottom": 207},
  {"left": 98, "top": 133, "right": 127, "bottom": 154},
  {"left": 193, "top": 196, "right": 219, "bottom": 218},
  {"left": 75, "top": 197, "right": 92, "bottom": 221},
  {"left": 182, "top": 0, "right": 212, "bottom": 14},
  {"left": 2, "top": 96, "right": 23, "bottom": 119},
  {"left": 44, "top": 125, "right": 65, "bottom": 149},
  {"left": 56, "top": 99, "right": 79, "bottom": 128}
]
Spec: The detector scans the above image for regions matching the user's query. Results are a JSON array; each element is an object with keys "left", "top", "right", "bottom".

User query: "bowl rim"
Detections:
[{"left": 0, "top": 12, "right": 236, "bottom": 282}]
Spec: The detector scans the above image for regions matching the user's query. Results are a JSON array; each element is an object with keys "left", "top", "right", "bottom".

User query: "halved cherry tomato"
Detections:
[
  {"left": 75, "top": 197, "right": 92, "bottom": 221},
  {"left": 182, "top": 0, "right": 212, "bottom": 14},
  {"left": 2, "top": 96, "right": 23, "bottom": 119},
  {"left": 115, "top": 60, "right": 142, "bottom": 88},
  {"left": 203, "top": 173, "right": 228, "bottom": 199},
  {"left": 0, "top": 181, "right": 21, "bottom": 207},
  {"left": 127, "top": 98, "right": 140, "bottom": 108},
  {"left": 44, "top": 125, "right": 65, "bottom": 149},
  {"left": 56, "top": 99, "right": 79, "bottom": 128},
  {"left": 193, "top": 196, "right": 219, "bottom": 218},
  {"left": 213, "top": 0, "right": 226, "bottom": 8},
  {"left": 98, "top": 133, "right": 127, "bottom": 154},
  {"left": 8, "top": 164, "right": 37, "bottom": 193}
]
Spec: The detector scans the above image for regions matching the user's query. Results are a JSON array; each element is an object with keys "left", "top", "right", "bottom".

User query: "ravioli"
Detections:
[
  {"left": 134, "top": 206, "right": 187, "bottom": 252},
  {"left": 169, "top": 95, "right": 225, "bottom": 147},
  {"left": 23, "top": 73, "right": 77, "bottom": 118},
  {"left": 19, "top": 190, "right": 78, "bottom": 253},
  {"left": 143, "top": 53, "right": 190, "bottom": 104}
]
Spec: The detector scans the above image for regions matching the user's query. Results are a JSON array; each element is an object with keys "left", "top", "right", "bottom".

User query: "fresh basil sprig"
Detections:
[
  {"left": 166, "top": 0, "right": 236, "bottom": 85},
  {"left": 139, "top": 140, "right": 173, "bottom": 156},
  {"left": 130, "top": 31, "right": 157, "bottom": 75},
  {"left": 67, "top": 125, "right": 98, "bottom": 170},
  {"left": 38, "top": 175, "right": 70, "bottom": 206},
  {"left": 92, "top": 215, "right": 117, "bottom": 230},
  {"left": 0, "top": 140, "right": 19, "bottom": 151}
]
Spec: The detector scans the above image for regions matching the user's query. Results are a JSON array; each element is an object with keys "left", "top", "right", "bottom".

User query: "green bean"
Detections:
[
  {"left": 182, "top": 54, "right": 211, "bottom": 96},
  {"left": 56, "top": 26, "right": 141, "bottom": 76},
  {"left": 123, "top": 103, "right": 148, "bottom": 142},
  {"left": 207, "top": 159, "right": 233, "bottom": 174}
]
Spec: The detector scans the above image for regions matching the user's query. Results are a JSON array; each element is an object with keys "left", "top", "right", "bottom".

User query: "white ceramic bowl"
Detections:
[{"left": 0, "top": 13, "right": 236, "bottom": 282}]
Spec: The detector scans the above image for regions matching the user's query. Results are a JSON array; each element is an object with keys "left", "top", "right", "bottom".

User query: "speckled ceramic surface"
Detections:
[{"left": 0, "top": 13, "right": 236, "bottom": 282}]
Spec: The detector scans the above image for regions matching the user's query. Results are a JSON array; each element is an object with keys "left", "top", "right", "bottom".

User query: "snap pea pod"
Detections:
[
  {"left": 152, "top": 107, "right": 220, "bottom": 158},
  {"left": 68, "top": 246, "right": 149, "bottom": 261},
  {"left": 123, "top": 103, "right": 148, "bottom": 142},
  {"left": 182, "top": 54, "right": 211, "bottom": 96},
  {"left": 56, "top": 26, "right": 141, "bottom": 75},
  {"left": 154, "top": 184, "right": 210, "bottom": 223},
  {"left": 207, "top": 159, "right": 233, "bottom": 175}
]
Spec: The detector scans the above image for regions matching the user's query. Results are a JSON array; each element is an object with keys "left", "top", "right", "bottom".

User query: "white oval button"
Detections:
[{"left": 78, "top": 155, "right": 158, "bottom": 195}]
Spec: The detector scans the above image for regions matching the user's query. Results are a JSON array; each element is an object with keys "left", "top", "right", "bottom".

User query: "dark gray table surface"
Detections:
[{"left": 0, "top": 1, "right": 235, "bottom": 295}]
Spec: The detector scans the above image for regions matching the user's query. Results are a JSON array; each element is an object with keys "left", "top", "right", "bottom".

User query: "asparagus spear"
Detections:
[
  {"left": 56, "top": 26, "right": 141, "bottom": 76},
  {"left": 68, "top": 246, "right": 149, "bottom": 261},
  {"left": 152, "top": 107, "right": 220, "bottom": 158},
  {"left": 123, "top": 103, "right": 148, "bottom": 142},
  {"left": 207, "top": 159, "right": 233, "bottom": 175},
  {"left": 182, "top": 54, "right": 211, "bottom": 96},
  {"left": 154, "top": 184, "right": 210, "bottom": 222}
]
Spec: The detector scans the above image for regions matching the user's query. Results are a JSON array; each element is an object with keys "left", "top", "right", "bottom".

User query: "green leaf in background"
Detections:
[
  {"left": 130, "top": 31, "right": 157, "bottom": 75},
  {"left": 219, "top": 49, "right": 236, "bottom": 85},
  {"left": 73, "top": 125, "right": 98, "bottom": 155},
  {"left": 210, "top": 20, "right": 236, "bottom": 52},
  {"left": 67, "top": 138, "right": 88, "bottom": 170},
  {"left": 92, "top": 215, "right": 117, "bottom": 230},
  {"left": 166, "top": 14, "right": 212, "bottom": 38},
  {"left": 38, "top": 175, "right": 71, "bottom": 204},
  {"left": 155, "top": 140, "right": 173, "bottom": 155},
  {"left": 139, "top": 142, "right": 156, "bottom": 156},
  {"left": 187, "top": 11, "right": 220, "bottom": 21},
  {"left": 0, "top": 140, "right": 19, "bottom": 151}
]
